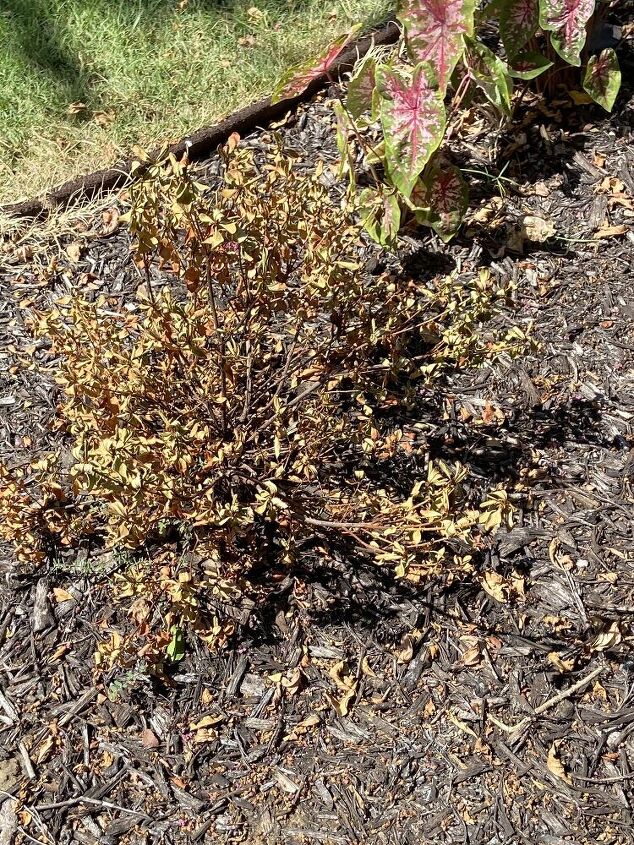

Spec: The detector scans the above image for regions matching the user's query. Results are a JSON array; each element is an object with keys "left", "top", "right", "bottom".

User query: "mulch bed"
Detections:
[{"left": 1, "top": 39, "right": 634, "bottom": 845}]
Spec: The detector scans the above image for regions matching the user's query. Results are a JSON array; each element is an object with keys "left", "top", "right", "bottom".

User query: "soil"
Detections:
[{"left": 1, "top": 32, "right": 634, "bottom": 845}]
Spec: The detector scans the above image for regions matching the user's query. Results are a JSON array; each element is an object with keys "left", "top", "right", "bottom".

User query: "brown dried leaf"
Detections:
[
  {"left": 102, "top": 208, "right": 120, "bottom": 235},
  {"left": 594, "top": 223, "right": 627, "bottom": 239},
  {"left": 66, "top": 242, "right": 82, "bottom": 263},
  {"left": 52, "top": 587, "right": 74, "bottom": 603},
  {"left": 547, "top": 651, "right": 575, "bottom": 673},
  {"left": 329, "top": 683, "right": 357, "bottom": 717},
  {"left": 328, "top": 660, "right": 355, "bottom": 691},
  {"left": 522, "top": 215, "right": 556, "bottom": 242},
  {"left": 141, "top": 728, "right": 160, "bottom": 749},
  {"left": 590, "top": 621, "right": 622, "bottom": 652},
  {"left": 480, "top": 571, "right": 507, "bottom": 603},
  {"left": 547, "top": 742, "right": 572, "bottom": 784}
]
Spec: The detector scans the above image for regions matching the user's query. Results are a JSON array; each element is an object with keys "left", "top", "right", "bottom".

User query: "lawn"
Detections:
[{"left": 0, "top": 0, "right": 386, "bottom": 204}]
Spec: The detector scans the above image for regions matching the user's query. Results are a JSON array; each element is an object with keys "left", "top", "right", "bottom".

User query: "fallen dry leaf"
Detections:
[
  {"left": 190, "top": 714, "right": 224, "bottom": 730},
  {"left": 284, "top": 713, "right": 320, "bottom": 741},
  {"left": 593, "top": 223, "right": 627, "bottom": 239},
  {"left": 52, "top": 587, "right": 75, "bottom": 603},
  {"left": 522, "top": 215, "right": 556, "bottom": 242},
  {"left": 590, "top": 621, "right": 622, "bottom": 652},
  {"left": 329, "top": 683, "right": 357, "bottom": 717},
  {"left": 547, "top": 742, "right": 572, "bottom": 784},
  {"left": 395, "top": 630, "right": 422, "bottom": 663},
  {"left": 102, "top": 208, "right": 120, "bottom": 235},
  {"left": 94, "top": 110, "right": 115, "bottom": 128},
  {"left": 461, "top": 645, "right": 482, "bottom": 666},
  {"left": 66, "top": 242, "right": 82, "bottom": 263},
  {"left": 328, "top": 660, "right": 355, "bottom": 691},
  {"left": 141, "top": 728, "right": 160, "bottom": 749},
  {"left": 480, "top": 571, "right": 507, "bottom": 603},
  {"left": 547, "top": 651, "right": 575, "bottom": 673},
  {"left": 361, "top": 655, "right": 376, "bottom": 677}
]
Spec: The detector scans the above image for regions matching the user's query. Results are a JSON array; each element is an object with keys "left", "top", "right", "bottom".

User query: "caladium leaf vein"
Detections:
[
  {"left": 398, "top": 0, "right": 475, "bottom": 92},
  {"left": 272, "top": 25, "right": 361, "bottom": 102},
  {"left": 377, "top": 62, "right": 446, "bottom": 198},
  {"left": 499, "top": 0, "right": 539, "bottom": 56},
  {"left": 539, "top": 0, "right": 595, "bottom": 66}
]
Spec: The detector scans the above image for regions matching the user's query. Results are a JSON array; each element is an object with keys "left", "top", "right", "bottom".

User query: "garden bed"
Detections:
[{"left": 1, "top": 50, "right": 634, "bottom": 845}]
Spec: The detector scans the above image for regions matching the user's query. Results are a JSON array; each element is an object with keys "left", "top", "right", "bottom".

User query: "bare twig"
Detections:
[{"left": 488, "top": 665, "right": 604, "bottom": 734}]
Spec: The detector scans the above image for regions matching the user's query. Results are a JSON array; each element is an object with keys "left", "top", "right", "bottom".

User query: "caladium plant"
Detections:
[
  {"left": 583, "top": 47, "right": 621, "bottom": 111},
  {"left": 398, "top": 0, "right": 476, "bottom": 93},
  {"left": 499, "top": 0, "right": 540, "bottom": 58},
  {"left": 376, "top": 62, "right": 446, "bottom": 197},
  {"left": 273, "top": 0, "right": 621, "bottom": 245},
  {"left": 539, "top": 0, "right": 595, "bottom": 66}
]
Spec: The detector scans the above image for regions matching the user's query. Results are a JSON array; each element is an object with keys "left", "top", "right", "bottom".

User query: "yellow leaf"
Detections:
[
  {"left": 329, "top": 683, "right": 357, "bottom": 717},
  {"left": 547, "top": 651, "right": 575, "bottom": 673},
  {"left": 328, "top": 660, "right": 355, "bottom": 691},
  {"left": 480, "top": 571, "right": 507, "bottom": 603},
  {"left": 568, "top": 90, "right": 593, "bottom": 105},
  {"left": 189, "top": 714, "right": 224, "bottom": 730}
]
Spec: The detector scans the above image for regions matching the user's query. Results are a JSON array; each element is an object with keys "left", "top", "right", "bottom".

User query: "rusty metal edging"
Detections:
[{"left": 3, "top": 20, "right": 399, "bottom": 220}]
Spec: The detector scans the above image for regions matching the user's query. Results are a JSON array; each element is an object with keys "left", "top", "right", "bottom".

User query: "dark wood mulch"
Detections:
[{"left": 1, "top": 44, "right": 634, "bottom": 844}]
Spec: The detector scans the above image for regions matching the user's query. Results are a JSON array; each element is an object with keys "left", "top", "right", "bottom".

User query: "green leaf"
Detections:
[
  {"left": 166, "top": 626, "right": 185, "bottom": 662},
  {"left": 539, "top": 0, "right": 595, "bottom": 67},
  {"left": 411, "top": 160, "right": 469, "bottom": 242},
  {"left": 376, "top": 62, "right": 446, "bottom": 199},
  {"left": 583, "top": 48, "right": 621, "bottom": 111},
  {"left": 464, "top": 38, "right": 513, "bottom": 116},
  {"left": 499, "top": 0, "right": 539, "bottom": 58},
  {"left": 347, "top": 55, "right": 377, "bottom": 119},
  {"left": 359, "top": 188, "right": 402, "bottom": 246},
  {"left": 509, "top": 51, "right": 553, "bottom": 80},
  {"left": 272, "top": 25, "right": 362, "bottom": 102}
]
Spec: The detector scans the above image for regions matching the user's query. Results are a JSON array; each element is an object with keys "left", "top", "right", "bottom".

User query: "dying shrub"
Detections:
[{"left": 0, "top": 141, "right": 525, "bottom": 658}]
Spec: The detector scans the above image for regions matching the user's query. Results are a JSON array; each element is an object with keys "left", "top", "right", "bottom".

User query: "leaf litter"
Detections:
[{"left": 0, "top": 31, "right": 634, "bottom": 843}]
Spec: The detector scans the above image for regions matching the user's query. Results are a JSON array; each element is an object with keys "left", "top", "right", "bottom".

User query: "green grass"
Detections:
[{"left": 0, "top": 0, "right": 386, "bottom": 204}]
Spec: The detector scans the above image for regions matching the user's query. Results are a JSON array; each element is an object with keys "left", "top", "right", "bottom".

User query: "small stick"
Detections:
[
  {"left": 34, "top": 795, "right": 151, "bottom": 819},
  {"left": 488, "top": 665, "right": 604, "bottom": 734},
  {"left": 573, "top": 770, "right": 634, "bottom": 785},
  {"left": 18, "top": 741, "right": 36, "bottom": 780},
  {"left": 533, "top": 665, "right": 603, "bottom": 716}
]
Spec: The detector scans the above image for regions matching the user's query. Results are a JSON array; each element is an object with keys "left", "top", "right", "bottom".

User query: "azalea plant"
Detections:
[{"left": 273, "top": 0, "right": 622, "bottom": 244}]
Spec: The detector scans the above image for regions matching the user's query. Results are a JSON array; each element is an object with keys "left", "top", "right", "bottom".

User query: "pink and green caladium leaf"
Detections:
[
  {"left": 376, "top": 62, "right": 446, "bottom": 199},
  {"left": 539, "top": 0, "right": 595, "bottom": 66},
  {"left": 464, "top": 38, "right": 513, "bottom": 116},
  {"left": 347, "top": 55, "right": 378, "bottom": 119},
  {"left": 499, "top": 0, "right": 539, "bottom": 57},
  {"left": 359, "top": 188, "right": 402, "bottom": 246},
  {"left": 509, "top": 51, "right": 553, "bottom": 79},
  {"left": 272, "top": 25, "right": 361, "bottom": 102},
  {"left": 583, "top": 48, "right": 621, "bottom": 111},
  {"left": 410, "top": 160, "right": 469, "bottom": 241},
  {"left": 398, "top": 0, "right": 475, "bottom": 93}
]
